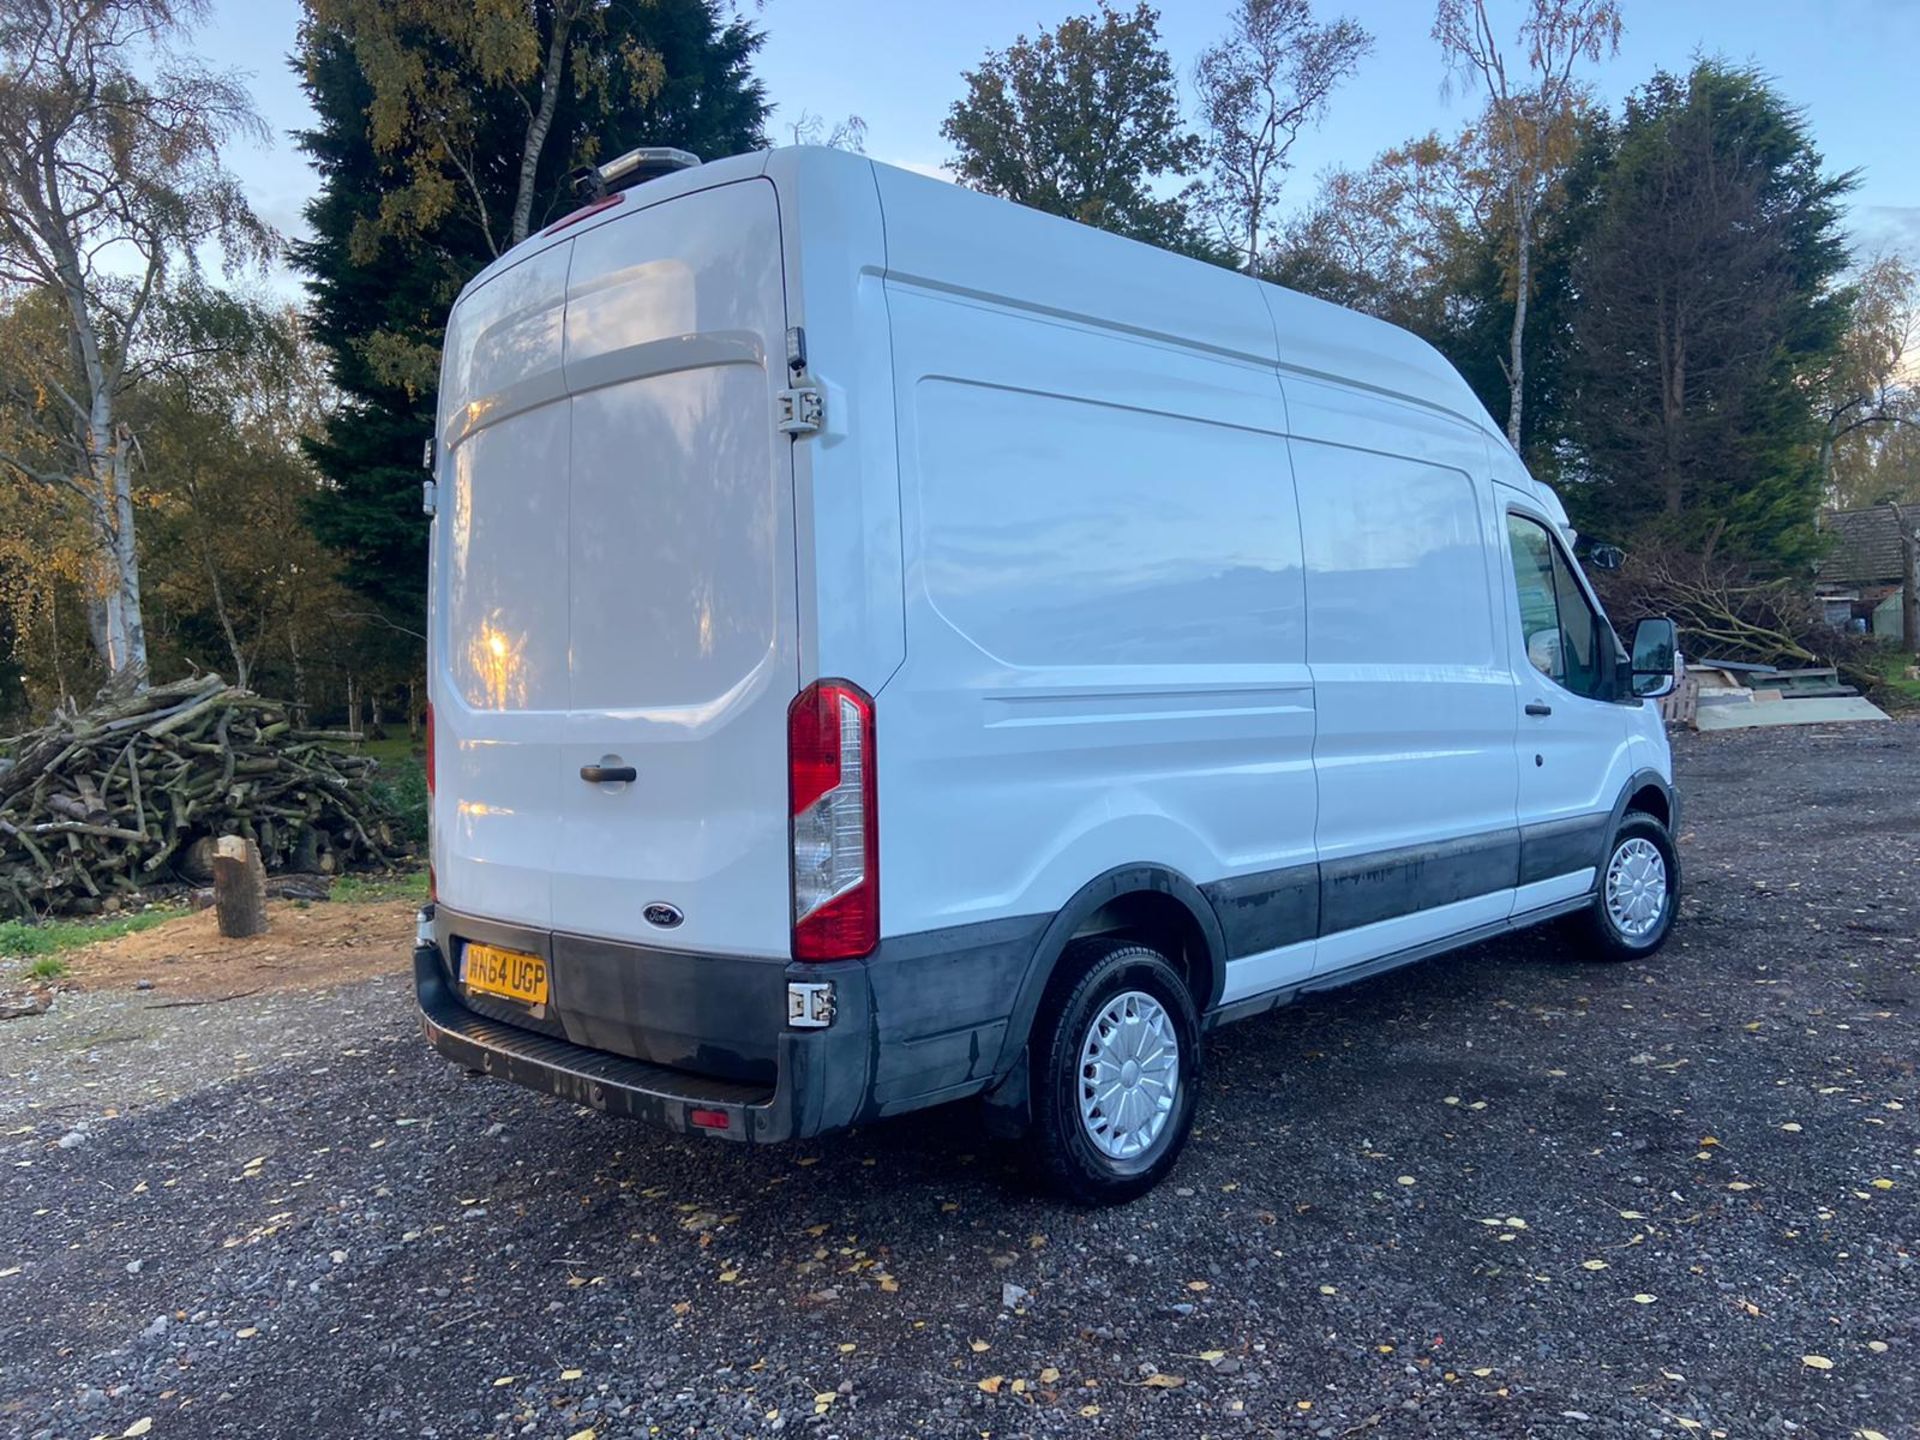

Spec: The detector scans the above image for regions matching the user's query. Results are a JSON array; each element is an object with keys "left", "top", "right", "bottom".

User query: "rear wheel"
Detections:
[
  {"left": 1577, "top": 813, "right": 1679, "bottom": 960},
  {"left": 1029, "top": 938, "right": 1200, "bottom": 1204}
]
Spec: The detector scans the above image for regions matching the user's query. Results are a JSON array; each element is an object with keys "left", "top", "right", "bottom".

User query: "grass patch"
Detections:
[
  {"left": 1865, "top": 646, "right": 1920, "bottom": 710},
  {"left": 0, "top": 908, "right": 184, "bottom": 962},
  {"left": 332, "top": 869, "right": 430, "bottom": 905},
  {"left": 25, "top": 956, "right": 68, "bottom": 981}
]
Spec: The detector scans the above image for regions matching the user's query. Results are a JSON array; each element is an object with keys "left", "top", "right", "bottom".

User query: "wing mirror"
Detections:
[
  {"left": 1627, "top": 616, "right": 1677, "bottom": 699},
  {"left": 1587, "top": 543, "right": 1626, "bottom": 571}
]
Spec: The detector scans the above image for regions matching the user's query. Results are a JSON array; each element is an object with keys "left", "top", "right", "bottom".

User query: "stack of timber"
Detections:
[{"left": 0, "top": 675, "right": 399, "bottom": 916}]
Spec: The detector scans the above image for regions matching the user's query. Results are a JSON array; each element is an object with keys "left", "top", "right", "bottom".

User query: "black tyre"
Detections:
[
  {"left": 1577, "top": 813, "right": 1680, "bottom": 960},
  {"left": 1029, "top": 937, "right": 1201, "bottom": 1205}
]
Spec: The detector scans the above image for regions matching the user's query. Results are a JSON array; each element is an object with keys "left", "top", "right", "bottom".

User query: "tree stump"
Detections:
[{"left": 211, "top": 835, "right": 269, "bottom": 938}]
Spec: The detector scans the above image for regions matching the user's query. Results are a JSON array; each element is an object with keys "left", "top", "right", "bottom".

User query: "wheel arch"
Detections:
[
  {"left": 982, "top": 864, "right": 1226, "bottom": 1127},
  {"left": 1607, "top": 767, "right": 1677, "bottom": 840}
]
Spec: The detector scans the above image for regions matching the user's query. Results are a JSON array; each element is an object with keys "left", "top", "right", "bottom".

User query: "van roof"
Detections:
[{"left": 461, "top": 145, "right": 1512, "bottom": 452}]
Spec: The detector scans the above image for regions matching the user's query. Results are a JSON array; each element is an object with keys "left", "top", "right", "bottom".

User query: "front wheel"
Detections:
[
  {"left": 1578, "top": 813, "right": 1680, "bottom": 959},
  {"left": 1029, "top": 938, "right": 1201, "bottom": 1204}
]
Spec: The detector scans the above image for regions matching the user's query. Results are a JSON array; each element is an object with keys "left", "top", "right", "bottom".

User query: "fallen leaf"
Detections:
[
  {"left": 1079, "top": 1404, "right": 1101, "bottom": 1417},
  {"left": 1186, "top": 1280, "right": 1210, "bottom": 1291},
  {"left": 1472, "top": 1367, "right": 1494, "bottom": 1377},
  {"left": 560, "top": 1368, "right": 583, "bottom": 1380},
  {"left": 1040, "top": 1366, "right": 1061, "bottom": 1383},
  {"left": 879, "top": 1275, "right": 899, "bottom": 1293},
  {"left": 1802, "top": 1355, "right": 1833, "bottom": 1370},
  {"left": 1780, "top": 1123, "right": 1803, "bottom": 1133},
  {"left": 236, "top": 1327, "right": 259, "bottom": 1339},
  {"left": 1618, "top": 1210, "right": 1647, "bottom": 1220},
  {"left": 978, "top": 1376, "right": 1004, "bottom": 1395},
  {"left": 567, "top": 1430, "right": 597, "bottom": 1440},
  {"left": 1196, "top": 1350, "right": 1226, "bottom": 1363},
  {"left": 1318, "top": 1284, "right": 1337, "bottom": 1295},
  {"left": 1727, "top": 1182, "right": 1753, "bottom": 1192},
  {"left": 1632, "top": 1294, "right": 1657, "bottom": 1305},
  {"left": 805, "top": 1224, "right": 828, "bottom": 1237},
  {"left": 1141, "top": 1373, "right": 1185, "bottom": 1389},
  {"left": 1868, "top": 1340, "right": 1888, "bottom": 1354},
  {"left": 493, "top": 1375, "right": 515, "bottom": 1387},
  {"left": 1869, "top": 1178, "right": 1894, "bottom": 1190},
  {"left": 1859, "top": 1430, "right": 1890, "bottom": 1440},
  {"left": 1397, "top": 1175, "right": 1417, "bottom": 1186},
  {"left": 1581, "top": 1260, "right": 1609, "bottom": 1271},
  {"left": 718, "top": 1270, "right": 739, "bottom": 1283},
  {"left": 0, "top": 1267, "right": 18, "bottom": 1278},
  {"left": 970, "top": 1339, "right": 991, "bottom": 1353},
  {"left": 123, "top": 1422, "right": 153, "bottom": 1439}
]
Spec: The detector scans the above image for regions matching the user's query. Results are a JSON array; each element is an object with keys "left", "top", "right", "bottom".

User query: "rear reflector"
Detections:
[
  {"left": 788, "top": 679, "right": 877, "bottom": 961},
  {"left": 689, "top": 1108, "right": 730, "bottom": 1131}
]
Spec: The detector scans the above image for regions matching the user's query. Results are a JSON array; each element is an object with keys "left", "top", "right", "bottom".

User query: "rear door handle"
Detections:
[
  {"left": 580, "top": 764, "right": 637, "bottom": 784},
  {"left": 1524, "top": 701, "right": 1553, "bottom": 717}
]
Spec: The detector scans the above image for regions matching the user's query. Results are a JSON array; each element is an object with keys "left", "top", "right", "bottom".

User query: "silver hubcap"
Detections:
[
  {"left": 1605, "top": 836, "right": 1668, "bottom": 939},
  {"left": 1077, "top": 990, "right": 1180, "bottom": 1160}
]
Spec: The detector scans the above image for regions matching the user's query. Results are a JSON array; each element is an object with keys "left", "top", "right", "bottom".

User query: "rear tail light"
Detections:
[{"left": 788, "top": 679, "right": 877, "bottom": 961}]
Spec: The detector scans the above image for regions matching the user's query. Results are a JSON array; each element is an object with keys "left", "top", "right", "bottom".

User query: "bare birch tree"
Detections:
[
  {"left": 1433, "top": 0, "right": 1620, "bottom": 448},
  {"left": 1195, "top": 0, "right": 1372, "bottom": 271},
  {"left": 0, "top": 0, "right": 270, "bottom": 688}
]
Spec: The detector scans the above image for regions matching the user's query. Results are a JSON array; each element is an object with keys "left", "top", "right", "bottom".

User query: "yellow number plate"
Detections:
[{"left": 462, "top": 942, "right": 549, "bottom": 1006}]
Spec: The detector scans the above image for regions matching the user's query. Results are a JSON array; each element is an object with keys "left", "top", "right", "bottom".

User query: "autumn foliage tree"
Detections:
[{"left": 0, "top": 0, "right": 271, "bottom": 689}]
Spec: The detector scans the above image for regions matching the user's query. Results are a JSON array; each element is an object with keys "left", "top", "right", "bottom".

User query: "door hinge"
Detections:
[
  {"left": 776, "top": 385, "right": 824, "bottom": 437},
  {"left": 421, "top": 478, "right": 438, "bottom": 517}
]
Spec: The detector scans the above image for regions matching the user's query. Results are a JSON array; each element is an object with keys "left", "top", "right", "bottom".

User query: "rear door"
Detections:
[
  {"left": 550, "top": 178, "right": 800, "bottom": 960},
  {"left": 432, "top": 240, "right": 575, "bottom": 930}
]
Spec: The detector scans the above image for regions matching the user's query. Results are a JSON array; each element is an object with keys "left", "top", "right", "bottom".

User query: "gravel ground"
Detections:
[{"left": 1, "top": 722, "right": 1915, "bottom": 1440}]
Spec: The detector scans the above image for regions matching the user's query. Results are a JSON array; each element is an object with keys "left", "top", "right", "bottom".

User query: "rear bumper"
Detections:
[
  {"left": 415, "top": 940, "right": 869, "bottom": 1143},
  {"left": 414, "top": 905, "right": 1049, "bottom": 1143}
]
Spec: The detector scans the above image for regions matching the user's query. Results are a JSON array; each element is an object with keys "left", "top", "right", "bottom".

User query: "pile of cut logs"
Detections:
[{"left": 0, "top": 675, "right": 401, "bottom": 916}]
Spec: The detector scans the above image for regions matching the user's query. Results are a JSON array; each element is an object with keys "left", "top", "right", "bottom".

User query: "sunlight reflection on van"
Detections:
[{"left": 465, "top": 616, "right": 529, "bottom": 709}]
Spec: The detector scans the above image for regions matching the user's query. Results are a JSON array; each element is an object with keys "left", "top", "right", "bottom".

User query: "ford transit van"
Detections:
[{"left": 413, "top": 145, "right": 1680, "bottom": 1203}]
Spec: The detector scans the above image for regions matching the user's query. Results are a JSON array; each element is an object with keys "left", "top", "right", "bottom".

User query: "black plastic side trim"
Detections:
[
  {"left": 1518, "top": 813, "right": 1611, "bottom": 886},
  {"left": 1202, "top": 862, "right": 1319, "bottom": 958},
  {"left": 1319, "top": 827, "right": 1521, "bottom": 934},
  {"left": 864, "top": 914, "right": 1048, "bottom": 1108}
]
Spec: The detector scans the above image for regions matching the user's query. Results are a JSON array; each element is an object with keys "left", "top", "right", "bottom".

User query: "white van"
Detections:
[{"left": 415, "top": 145, "right": 1680, "bottom": 1202}]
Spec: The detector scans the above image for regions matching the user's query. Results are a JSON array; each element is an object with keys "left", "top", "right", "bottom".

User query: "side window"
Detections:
[{"left": 1505, "top": 514, "right": 1607, "bottom": 700}]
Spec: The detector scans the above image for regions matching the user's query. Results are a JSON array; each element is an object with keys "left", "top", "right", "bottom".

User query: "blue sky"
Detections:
[{"left": 208, "top": 0, "right": 1919, "bottom": 296}]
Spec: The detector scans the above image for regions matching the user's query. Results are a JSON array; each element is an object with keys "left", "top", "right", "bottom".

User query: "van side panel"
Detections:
[
  {"left": 1283, "top": 377, "right": 1520, "bottom": 974},
  {"left": 880, "top": 281, "right": 1316, "bottom": 942},
  {"left": 432, "top": 241, "right": 575, "bottom": 930}
]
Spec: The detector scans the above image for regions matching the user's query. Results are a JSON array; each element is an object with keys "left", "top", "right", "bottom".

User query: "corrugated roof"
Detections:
[{"left": 1819, "top": 504, "right": 1920, "bottom": 583}]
